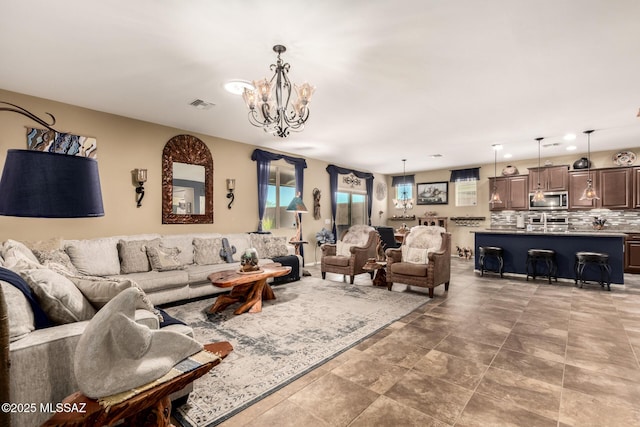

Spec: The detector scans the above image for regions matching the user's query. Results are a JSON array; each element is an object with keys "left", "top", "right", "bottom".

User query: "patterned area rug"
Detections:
[{"left": 166, "top": 276, "right": 431, "bottom": 426}]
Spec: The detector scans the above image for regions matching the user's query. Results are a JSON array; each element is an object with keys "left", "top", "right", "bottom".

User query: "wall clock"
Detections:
[{"left": 375, "top": 182, "right": 387, "bottom": 201}]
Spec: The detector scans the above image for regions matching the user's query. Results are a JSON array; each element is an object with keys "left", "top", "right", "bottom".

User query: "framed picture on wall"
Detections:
[{"left": 417, "top": 182, "right": 448, "bottom": 205}]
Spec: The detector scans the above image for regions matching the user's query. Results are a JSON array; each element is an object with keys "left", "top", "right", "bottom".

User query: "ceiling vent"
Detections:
[
  {"left": 189, "top": 99, "right": 215, "bottom": 110},
  {"left": 542, "top": 142, "right": 561, "bottom": 147}
]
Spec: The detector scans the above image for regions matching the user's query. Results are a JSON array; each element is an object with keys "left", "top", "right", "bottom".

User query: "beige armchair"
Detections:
[
  {"left": 321, "top": 225, "right": 379, "bottom": 284},
  {"left": 386, "top": 226, "right": 451, "bottom": 298}
]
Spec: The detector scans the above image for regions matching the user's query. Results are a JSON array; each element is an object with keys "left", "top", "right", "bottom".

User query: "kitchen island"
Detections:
[{"left": 474, "top": 230, "right": 625, "bottom": 285}]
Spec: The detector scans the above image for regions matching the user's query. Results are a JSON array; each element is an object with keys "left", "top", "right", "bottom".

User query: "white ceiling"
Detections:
[{"left": 1, "top": 0, "right": 639, "bottom": 175}]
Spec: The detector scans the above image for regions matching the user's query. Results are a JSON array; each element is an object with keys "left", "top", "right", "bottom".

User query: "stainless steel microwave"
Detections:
[{"left": 528, "top": 191, "right": 568, "bottom": 210}]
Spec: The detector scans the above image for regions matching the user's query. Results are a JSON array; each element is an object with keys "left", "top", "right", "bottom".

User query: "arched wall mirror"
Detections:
[{"left": 162, "top": 134, "right": 214, "bottom": 224}]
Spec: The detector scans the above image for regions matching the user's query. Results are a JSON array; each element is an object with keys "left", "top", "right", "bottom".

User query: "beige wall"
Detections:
[{"left": 0, "top": 89, "right": 385, "bottom": 246}]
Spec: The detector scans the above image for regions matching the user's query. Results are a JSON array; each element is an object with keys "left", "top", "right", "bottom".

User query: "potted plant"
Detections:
[{"left": 315, "top": 228, "right": 335, "bottom": 246}]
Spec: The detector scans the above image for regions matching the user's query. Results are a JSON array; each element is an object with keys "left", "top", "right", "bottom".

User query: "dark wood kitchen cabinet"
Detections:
[
  {"left": 633, "top": 167, "right": 640, "bottom": 209},
  {"left": 489, "top": 175, "right": 528, "bottom": 211},
  {"left": 625, "top": 234, "right": 640, "bottom": 273},
  {"left": 569, "top": 167, "right": 632, "bottom": 210},
  {"left": 528, "top": 165, "right": 569, "bottom": 192},
  {"left": 599, "top": 167, "right": 632, "bottom": 209}
]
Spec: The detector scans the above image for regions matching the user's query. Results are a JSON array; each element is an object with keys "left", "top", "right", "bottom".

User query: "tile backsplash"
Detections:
[{"left": 491, "top": 209, "right": 640, "bottom": 232}]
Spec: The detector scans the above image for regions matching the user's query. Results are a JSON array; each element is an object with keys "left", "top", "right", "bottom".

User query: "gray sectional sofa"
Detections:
[{"left": 0, "top": 232, "right": 300, "bottom": 427}]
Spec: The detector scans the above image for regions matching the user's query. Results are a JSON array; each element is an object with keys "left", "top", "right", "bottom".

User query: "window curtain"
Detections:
[
  {"left": 325, "top": 165, "right": 374, "bottom": 238},
  {"left": 449, "top": 167, "right": 480, "bottom": 182},
  {"left": 391, "top": 174, "right": 415, "bottom": 188},
  {"left": 250, "top": 148, "right": 307, "bottom": 231}
]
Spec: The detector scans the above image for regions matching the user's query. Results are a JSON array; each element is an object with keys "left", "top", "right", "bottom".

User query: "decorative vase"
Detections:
[
  {"left": 573, "top": 157, "right": 591, "bottom": 170},
  {"left": 501, "top": 165, "right": 518, "bottom": 176}
]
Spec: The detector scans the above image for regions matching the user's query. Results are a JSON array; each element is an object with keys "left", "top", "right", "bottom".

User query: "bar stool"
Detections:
[
  {"left": 478, "top": 246, "right": 504, "bottom": 277},
  {"left": 574, "top": 252, "right": 611, "bottom": 291},
  {"left": 526, "top": 249, "right": 557, "bottom": 284}
]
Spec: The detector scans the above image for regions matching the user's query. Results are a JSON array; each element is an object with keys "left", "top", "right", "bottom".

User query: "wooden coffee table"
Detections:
[{"left": 207, "top": 263, "right": 291, "bottom": 315}]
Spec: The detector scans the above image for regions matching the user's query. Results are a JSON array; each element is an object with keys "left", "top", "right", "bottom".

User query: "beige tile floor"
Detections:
[{"left": 199, "top": 258, "right": 640, "bottom": 426}]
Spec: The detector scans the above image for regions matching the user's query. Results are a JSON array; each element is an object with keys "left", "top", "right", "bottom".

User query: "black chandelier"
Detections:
[{"left": 242, "top": 45, "right": 315, "bottom": 138}]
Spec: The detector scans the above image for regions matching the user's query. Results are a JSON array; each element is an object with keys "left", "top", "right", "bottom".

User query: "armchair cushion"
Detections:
[
  {"left": 401, "top": 246, "right": 429, "bottom": 264},
  {"left": 404, "top": 226, "right": 445, "bottom": 251},
  {"left": 341, "top": 225, "right": 374, "bottom": 246},
  {"left": 336, "top": 241, "right": 355, "bottom": 257},
  {"left": 323, "top": 255, "right": 350, "bottom": 267},
  {"left": 389, "top": 262, "right": 428, "bottom": 277}
]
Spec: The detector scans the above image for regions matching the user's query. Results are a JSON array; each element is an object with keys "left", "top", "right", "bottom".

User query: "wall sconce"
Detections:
[
  {"left": 133, "top": 168, "right": 147, "bottom": 208},
  {"left": 226, "top": 179, "right": 235, "bottom": 209}
]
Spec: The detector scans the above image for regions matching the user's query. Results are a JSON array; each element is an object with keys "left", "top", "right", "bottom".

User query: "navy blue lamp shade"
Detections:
[{"left": 0, "top": 150, "right": 104, "bottom": 218}]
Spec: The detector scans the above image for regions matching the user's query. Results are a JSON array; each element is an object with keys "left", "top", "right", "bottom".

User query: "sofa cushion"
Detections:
[
  {"left": 109, "top": 270, "right": 190, "bottom": 293},
  {"left": 117, "top": 239, "right": 160, "bottom": 274},
  {"left": 65, "top": 238, "right": 120, "bottom": 276},
  {"left": 1, "top": 281, "right": 35, "bottom": 342},
  {"left": 160, "top": 235, "right": 195, "bottom": 265},
  {"left": 250, "top": 234, "right": 289, "bottom": 258},
  {"left": 193, "top": 237, "right": 225, "bottom": 265},
  {"left": 68, "top": 275, "right": 155, "bottom": 312},
  {"left": 19, "top": 268, "right": 96, "bottom": 324},
  {"left": 146, "top": 246, "right": 183, "bottom": 272},
  {"left": 225, "top": 233, "right": 252, "bottom": 260},
  {"left": 1, "top": 239, "right": 41, "bottom": 270}
]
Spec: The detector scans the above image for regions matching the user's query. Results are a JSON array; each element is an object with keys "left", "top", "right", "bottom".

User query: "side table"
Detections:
[
  {"left": 43, "top": 341, "right": 233, "bottom": 427},
  {"left": 362, "top": 259, "right": 387, "bottom": 287}
]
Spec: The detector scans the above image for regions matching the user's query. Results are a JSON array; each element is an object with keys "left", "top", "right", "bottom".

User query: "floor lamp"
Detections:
[{"left": 286, "top": 192, "right": 308, "bottom": 244}]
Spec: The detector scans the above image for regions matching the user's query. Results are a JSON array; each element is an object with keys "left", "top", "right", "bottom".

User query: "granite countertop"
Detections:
[{"left": 475, "top": 228, "right": 628, "bottom": 237}]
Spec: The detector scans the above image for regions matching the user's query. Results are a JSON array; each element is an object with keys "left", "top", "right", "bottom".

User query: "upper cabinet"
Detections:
[
  {"left": 569, "top": 167, "right": 632, "bottom": 210},
  {"left": 528, "top": 165, "right": 569, "bottom": 192},
  {"left": 489, "top": 175, "right": 529, "bottom": 211}
]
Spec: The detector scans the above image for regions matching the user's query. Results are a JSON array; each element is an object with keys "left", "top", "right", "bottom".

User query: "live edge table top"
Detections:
[{"left": 207, "top": 263, "right": 291, "bottom": 287}]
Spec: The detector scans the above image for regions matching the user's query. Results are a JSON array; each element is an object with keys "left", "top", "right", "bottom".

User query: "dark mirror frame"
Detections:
[{"left": 162, "top": 134, "right": 214, "bottom": 224}]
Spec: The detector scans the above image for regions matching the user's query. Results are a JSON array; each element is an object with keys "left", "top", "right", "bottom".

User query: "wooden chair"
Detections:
[{"left": 385, "top": 226, "right": 451, "bottom": 298}]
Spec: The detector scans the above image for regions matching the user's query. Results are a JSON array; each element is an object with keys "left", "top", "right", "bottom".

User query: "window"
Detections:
[
  {"left": 263, "top": 163, "right": 296, "bottom": 231},
  {"left": 336, "top": 191, "right": 367, "bottom": 237},
  {"left": 455, "top": 180, "right": 478, "bottom": 206},
  {"left": 395, "top": 183, "right": 413, "bottom": 202}
]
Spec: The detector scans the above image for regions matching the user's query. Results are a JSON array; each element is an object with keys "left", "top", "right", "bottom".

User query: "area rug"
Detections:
[{"left": 166, "top": 276, "right": 431, "bottom": 426}]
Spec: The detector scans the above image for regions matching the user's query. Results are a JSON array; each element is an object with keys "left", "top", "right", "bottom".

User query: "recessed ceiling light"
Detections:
[
  {"left": 504, "top": 153, "right": 513, "bottom": 158},
  {"left": 566, "top": 145, "right": 577, "bottom": 151},
  {"left": 563, "top": 133, "right": 576, "bottom": 141},
  {"left": 224, "top": 80, "right": 254, "bottom": 95},
  {"left": 492, "top": 144, "right": 503, "bottom": 151}
]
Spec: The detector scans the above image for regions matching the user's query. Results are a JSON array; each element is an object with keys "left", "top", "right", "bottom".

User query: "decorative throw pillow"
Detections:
[
  {"left": 250, "top": 235, "right": 289, "bottom": 259},
  {"left": 336, "top": 241, "right": 354, "bottom": 257},
  {"left": 69, "top": 275, "right": 155, "bottom": 312},
  {"left": 1, "top": 281, "right": 35, "bottom": 342},
  {"left": 402, "top": 246, "right": 429, "bottom": 264},
  {"left": 23, "top": 237, "right": 63, "bottom": 252},
  {"left": 31, "top": 248, "right": 79, "bottom": 275},
  {"left": 1, "top": 239, "right": 42, "bottom": 270},
  {"left": 146, "top": 246, "right": 183, "bottom": 272},
  {"left": 19, "top": 268, "right": 96, "bottom": 324},
  {"left": 193, "top": 237, "right": 225, "bottom": 265},
  {"left": 65, "top": 239, "right": 121, "bottom": 276},
  {"left": 117, "top": 239, "right": 160, "bottom": 274},
  {"left": 160, "top": 235, "right": 195, "bottom": 265}
]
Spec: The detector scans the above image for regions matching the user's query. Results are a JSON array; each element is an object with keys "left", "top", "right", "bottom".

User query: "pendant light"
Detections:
[
  {"left": 393, "top": 159, "right": 413, "bottom": 217},
  {"left": 580, "top": 129, "right": 600, "bottom": 200},
  {"left": 532, "top": 137, "right": 545, "bottom": 202},
  {"left": 489, "top": 144, "right": 503, "bottom": 204}
]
